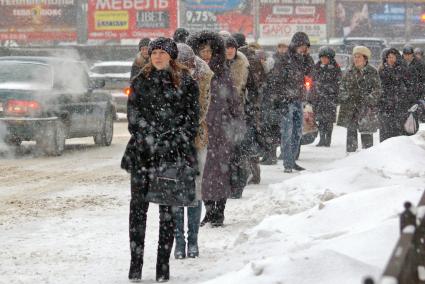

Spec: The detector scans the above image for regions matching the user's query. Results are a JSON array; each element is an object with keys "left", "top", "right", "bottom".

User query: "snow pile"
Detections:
[{"left": 201, "top": 136, "right": 425, "bottom": 284}]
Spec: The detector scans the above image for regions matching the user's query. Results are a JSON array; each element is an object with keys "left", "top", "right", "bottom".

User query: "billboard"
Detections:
[
  {"left": 259, "top": 0, "right": 327, "bottom": 44},
  {"left": 180, "top": 0, "right": 254, "bottom": 36},
  {"left": 0, "top": 0, "right": 77, "bottom": 41},
  {"left": 87, "top": 0, "right": 178, "bottom": 40},
  {"left": 335, "top": 1, "right": 425, "bottom": 39}
]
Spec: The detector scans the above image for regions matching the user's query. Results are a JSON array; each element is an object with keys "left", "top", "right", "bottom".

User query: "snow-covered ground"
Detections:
[{"left": 1, "top": 123, "right": 424, "bottom": 284}]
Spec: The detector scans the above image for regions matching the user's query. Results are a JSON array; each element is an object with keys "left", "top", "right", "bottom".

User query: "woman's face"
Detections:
[
  {"left": 353, "top": 53, "right": 367, "bottom": 68},
  {"left": 151, "top": 49, "right": 171, "bottom": 70},
  {"left": 387, "top": 53, "right": 397, "bottom": 66},
  {"left": 199, "top": 45, "right": 213, "bottom": 64},
  {"left": 226, "top": 47, "right": 237, "bottom": 60},
  {"left": 320, "top": 56, "right": 330, "bottom": 65}
]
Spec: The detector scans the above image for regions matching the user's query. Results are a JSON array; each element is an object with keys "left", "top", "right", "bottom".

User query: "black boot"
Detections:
[
  {"left": 211, "top": 199, "right": 226, "bottom": 227},
  {"left": 156, "top": 263, "right": 169, "bottom": 282},
  {"left": 128, "top": 259, "right": 142, "bottom": 281},
  {"left": 200, "top": 201, "right": 214, "bottom": 226}
]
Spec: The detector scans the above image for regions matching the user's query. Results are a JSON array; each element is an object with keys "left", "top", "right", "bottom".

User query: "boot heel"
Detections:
[{"left": 156, "top": 263, "right": 170, "bottom": 282}]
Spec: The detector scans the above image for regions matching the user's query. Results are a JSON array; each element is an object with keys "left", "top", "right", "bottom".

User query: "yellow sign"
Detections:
[{"left": 95, "top": 11, "right": 128, "bottom": 31}]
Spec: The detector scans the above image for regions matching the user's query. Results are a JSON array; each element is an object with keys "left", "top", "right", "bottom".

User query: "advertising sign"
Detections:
[
  {"left": 335, "top": 1, "right": 425, "bottom": 39},
  {"left": 0, "top": 0, "right": 77, "bottom": 41},
  {"left": 180, "top": 0, "right": 254, "bottom": 36},
  {"left": 87, "top": 0, "right": 178, "bottom": 40},
  {"left": 259, "top": 0, "right": 327, "bottom": 44}
]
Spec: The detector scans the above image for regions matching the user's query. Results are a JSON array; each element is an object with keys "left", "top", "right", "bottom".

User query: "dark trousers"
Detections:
[
  {"left": 379, "top": 116, "right": 403, "bottom": 142},
  {"left": 317, "top": 121, "right": 334, "bottom": 146},
  {"left": 346, "top": 126, "right": 373, "bottom": 152},
  {"left": 203, "top": 199, "right": 227, "bottom": 224},
  {"left": 129, "top": 182, "right": 175, "bottom": 275}
]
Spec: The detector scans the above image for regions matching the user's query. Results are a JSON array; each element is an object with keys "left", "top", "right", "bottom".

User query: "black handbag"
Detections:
[{"left": 145, "top": 160, "right": 197, "bottom": 207}]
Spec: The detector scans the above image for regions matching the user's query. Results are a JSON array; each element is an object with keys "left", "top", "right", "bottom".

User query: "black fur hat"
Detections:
[
  {"left": 187, "top": 31, "right": 226, "bottom": 76},
  {"left": 148, "top": 37, "right": 178, "bottom": 60},
  {"left": 173, "top": 28, "right": 190, "bottom": 43},
  {"left": 138, "top": 38, "right": 151, "bottom": 50}
]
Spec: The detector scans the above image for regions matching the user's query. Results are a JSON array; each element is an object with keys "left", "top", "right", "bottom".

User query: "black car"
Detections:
[{"left": 0, "top": 56, "right": 115, "bottom": 156}]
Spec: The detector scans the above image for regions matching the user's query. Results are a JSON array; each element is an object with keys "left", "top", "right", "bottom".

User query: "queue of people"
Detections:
[{"left": 121, "top": 28, "right": 425, "bottom": 282}]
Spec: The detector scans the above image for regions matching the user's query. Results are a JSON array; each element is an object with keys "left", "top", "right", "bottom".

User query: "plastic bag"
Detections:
[{"left": 404, "top": 104, "right": 419, "bottom": 136}]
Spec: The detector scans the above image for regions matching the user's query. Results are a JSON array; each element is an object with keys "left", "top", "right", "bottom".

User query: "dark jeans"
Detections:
[
  {"left": 203, "top": 199, "right": 227, "bottom": 224},
  {"left": 346, "top": 126, "right": 373, "bottom": 152},
  {"left": 173, "top": 201, "right": 202, "bottom": 251},
  {"left": 281, "top": 101, "right": 303, "bottom": 169},
  {"left": 129, "top": 178, "right": 175, "bottom": 274},
  {"left": 317, "top": 120, "right": 333, "bottom": 146}
]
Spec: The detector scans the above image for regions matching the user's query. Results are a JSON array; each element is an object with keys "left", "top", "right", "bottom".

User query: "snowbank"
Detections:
[{"left": 201, "top": 136, "right": 425, "bottom": 284}]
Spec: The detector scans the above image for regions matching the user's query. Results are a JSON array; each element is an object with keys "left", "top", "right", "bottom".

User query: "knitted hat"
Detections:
[
  {"left": 176, "top": 43, "right": 195, "bottom": 64},
  {"left": 148, "top": 37, "right": 178, "bottom": 60},
  {"left": 232, "top": 33, "right": 247, "bottom": 48},
  {"left": 173, "top": 28, "right": 190, "bottom": 43},
  {"left": 353, "top": 46, "right": 372, "bottom": 60},
  {"left": 224, "top": 36, "right": 238, "bottom": 49},
  {"left": 138, "top": 38, "right": 151, "bottom": 50},
  {"left": 318, "top": 46, "right": 335, "bottom": 59},
  {"left": 403, "top": 45, "right": 414, "bottom": 55}
]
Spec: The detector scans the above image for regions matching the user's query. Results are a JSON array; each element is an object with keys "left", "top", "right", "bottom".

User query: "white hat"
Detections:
[{"left": 353, "top": 46, "right": 372, "bottom": 60}]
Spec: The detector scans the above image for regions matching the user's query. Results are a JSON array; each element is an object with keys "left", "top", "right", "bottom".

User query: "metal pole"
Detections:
[{"left": 254, "top": 0, "right": 260, "bottom": 42}]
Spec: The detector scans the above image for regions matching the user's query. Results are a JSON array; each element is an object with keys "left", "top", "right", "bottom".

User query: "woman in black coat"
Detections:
[
  {"left": 379, "top": 48, "right": 414, "bottom": 142},
  {"left": 121, "top": 37, "right": 199, "bottom": 282},
  {"left": 312, "top": 47, "right": 342, "bottom": 147}
]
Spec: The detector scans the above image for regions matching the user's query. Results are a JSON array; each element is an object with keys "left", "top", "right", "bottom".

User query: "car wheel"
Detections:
[
  {"left": 94, "top": 110, "right": 113, "bottom": 146},
  {"left": 37, "top": 120, "right": 66, "bottom": 156}
]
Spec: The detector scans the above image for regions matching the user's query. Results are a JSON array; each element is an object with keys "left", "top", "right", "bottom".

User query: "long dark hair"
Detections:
[{"left": 140, "top": 59, "right": 188, "bottom": 88}]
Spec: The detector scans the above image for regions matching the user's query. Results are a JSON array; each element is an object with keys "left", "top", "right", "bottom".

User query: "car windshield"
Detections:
[
  {"left": 0, "top": 61, "right": 53, "bottom": 90},
  {"left": 90, "top": 65, "right": 131, "bottom": 74}
]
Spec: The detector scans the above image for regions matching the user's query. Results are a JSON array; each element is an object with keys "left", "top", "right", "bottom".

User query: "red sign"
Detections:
[
  {"left": 87, "top": 0, "right": 178, "bottom": 40},
  {"left": 0, "top": 0, "right": 77, "bottom": 41},
  {"left": 259, "top": 0, "right": 327, "bottom": 43}
]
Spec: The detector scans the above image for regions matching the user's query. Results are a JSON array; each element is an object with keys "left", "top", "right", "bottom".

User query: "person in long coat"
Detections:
[
  {"left": 187, "top": 31, "right": 242, "bottom": 227},
  {"left": 311, "top": 46, "right": 342, "bottom": 147},
  {"left": 121, "top": 37, "right": 199, "bottom": 282},
  {"left": 378, "top": 48, "right": 415, "bottom": 142},
  {"left": 173, "top": 43, "right": 214, "bottom": 259},
  {"left": 337, "top": 46, "right": 381, "bottom": 153}
]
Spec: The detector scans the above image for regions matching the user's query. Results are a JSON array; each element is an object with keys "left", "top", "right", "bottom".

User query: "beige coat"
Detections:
[{"left": 193, "top": 57, "right": 214, "bottom": 150}]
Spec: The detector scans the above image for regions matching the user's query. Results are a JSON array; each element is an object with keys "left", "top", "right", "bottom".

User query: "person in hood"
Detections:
[
  {"left": 130, "top": 37, "right": 151, "bottom": 79},
  {"left": 187, "top": 31, "right": 242, "bottom": 227},
  {"left": 337, "top": 46, "right": 381, "bottom": 153},
  {"left": 121, "top": 37, "right": 199, "bottom": 282},
  {"left": 267, "top": 32, "right": 314, "bottom": 173},
  {"left": 173, "top": 28, "right": 190, "bottom": 43},
  {"left": 311, "top": 46, "right": 342, "bottom": 147},
  {"left": 378, "top": 48, "right": 414, "bottom": 142},
  {"left": 173, "top": 43, "right": 214, "bottom": 259},
  {"left": 403, "top": 45, "right": 425, "bottom": 101}
]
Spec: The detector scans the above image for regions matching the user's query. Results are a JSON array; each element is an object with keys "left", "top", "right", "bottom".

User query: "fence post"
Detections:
[{"left": 400, "top": 201, "right": 416, "bottom": 233}]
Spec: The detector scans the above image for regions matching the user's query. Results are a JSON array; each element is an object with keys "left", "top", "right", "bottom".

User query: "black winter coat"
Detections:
[
  {"left": 121, "top": 68, "right": 200, "bottom": 201},
  {"left": 379, "top": 62, "right": 413, "bottom": 119},
  {"left": 405, "top": 57, "right": 425, "bottom": 101},
  {"left": 311, "top": 60, "right": 342, "bottom": 123}
]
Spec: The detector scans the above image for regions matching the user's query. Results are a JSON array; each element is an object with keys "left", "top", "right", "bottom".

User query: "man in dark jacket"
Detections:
[
  {"left": 268, "top": 32, "right": 314, "bottom": 173},
  {"left": 130, "top": 38, "right": 150, "bottom": 79},
  {"left": 403, "top": 45, "right": 425, "bottom": 101}
]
